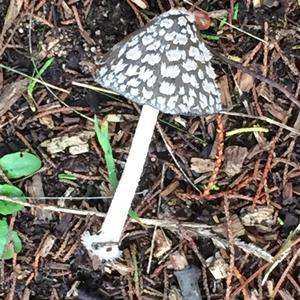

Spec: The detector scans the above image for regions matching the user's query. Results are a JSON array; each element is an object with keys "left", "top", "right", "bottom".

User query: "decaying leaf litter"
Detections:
[{"left": 0, "top": 0, "right": 299, "bottom": 299}]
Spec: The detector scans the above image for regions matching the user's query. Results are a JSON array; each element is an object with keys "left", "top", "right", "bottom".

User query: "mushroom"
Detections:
[{"left": 81, "top": 8, "right": 222, "bottom": 261}]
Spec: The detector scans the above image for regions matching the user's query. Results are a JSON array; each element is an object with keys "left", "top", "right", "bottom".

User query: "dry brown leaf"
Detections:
[
  {"left": 223, "top": 146, "right": 248, "bottom": 177},
  {"left": 39, "top": 115, "right": 55, "bottom": 129},
  {"left": 168, "top": 287, "right": 184, "bottom": 300},
  {"left": 238, "top": 72, "right": 254, "bottom": 92},
  {"left": 170, "top": 252, "right": 188, "bottom": 271},
  {"left": 61, "top": 0, "right": 73, "bottom": 19},
  {"left": 0, "top": 0, "right": 24, "bottom": 45},
  {"left": 0, "top": 78, "right": 28, "bottom": 117},
  {"left": 154, "top": 229, "right": 172, "bottom": 258}
]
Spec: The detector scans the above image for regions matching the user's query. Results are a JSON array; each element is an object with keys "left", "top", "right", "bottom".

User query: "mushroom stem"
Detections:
[{"left": 82, "top": 104, "right": 159, "bottom": 261}]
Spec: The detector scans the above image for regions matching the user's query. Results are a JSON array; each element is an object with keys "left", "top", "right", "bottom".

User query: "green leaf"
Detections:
[
  {"left": 0, "top": 184, "right": 26, "bottom": 215},
  {"left": 0, "top": 152, "right": 42, "bottom": 179},
  {"left": 94, "top": 115, "right": 140, "bottom": 221},
  {"left": 94, "top": 115, "right": 118, "bottom": 191},
  {"left": 0, "top": 219, "right": 22, "bottom": 259}
]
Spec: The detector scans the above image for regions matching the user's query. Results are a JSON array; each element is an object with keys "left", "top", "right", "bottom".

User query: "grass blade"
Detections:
[
  {"left": 94, "top": 115, "right": 140, "bottom": 221},
  {"left": 94, "top": 115, "right": 118, "bottom": 191},
  {"left": 28, "top": 57, "right": 55, "bottom": 99}
]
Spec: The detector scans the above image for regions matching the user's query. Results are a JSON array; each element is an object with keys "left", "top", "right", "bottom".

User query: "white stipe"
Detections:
[{"left": 81, "top": 105, "right": 159, "bottom": 261}]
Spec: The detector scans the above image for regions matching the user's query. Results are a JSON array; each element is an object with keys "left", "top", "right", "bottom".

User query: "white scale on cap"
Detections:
[{"left": 96, "top": 8, "right": 222, "bottom": 115}]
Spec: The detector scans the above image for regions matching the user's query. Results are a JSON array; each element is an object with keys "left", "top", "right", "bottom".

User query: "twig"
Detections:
[
  {"left": 271, "top": 248, "right": 300, "bottom": 298},
  {"left": 157, "top": 123, "right": 200, "bottom": 192},
  {"left": 224, "top": 196, "right": 235, "bottom": 300},
  {"left": 211, "top": 51, "right": 299, "bottom": 108},
  {"left": 203, "top": 113, "right": 224, "bottom": 195},
  {"left": 222, "top": 111, "right": 300, "bottom": 136},
  {"left": 253, "top": 140, "right": 275, "bottom": 207}
]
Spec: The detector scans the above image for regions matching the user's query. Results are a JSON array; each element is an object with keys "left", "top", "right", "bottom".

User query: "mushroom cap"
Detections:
[{"left": 95, "top": 8, "right": 222, "bottom": 116}]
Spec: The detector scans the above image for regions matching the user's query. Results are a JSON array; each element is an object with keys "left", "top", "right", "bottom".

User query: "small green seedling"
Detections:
[
  {"left": 202, "top": 33, "right": 220, "bottom": 41},
  {"left": 219, "top": 2, "right": 239, "bottom": 29},
  {"left": 0, "top": 219, "right": 22, "bottom": 260},
  {"left": 28, "top": 57, "right": 55, "bottom": 99},
  {"left": 277, "top": 217, "right": 284, "bottom": 226},
  {"left": 219, "top": 17, "right": 227, "bottom": 29},
  {"left": 0, "top": 152, "right": 42, "bottom": 179},
  {"left": 94, "top": 115, "right": 139, "bottom": 221},
  {"left": 58, "top": 173, "right": 77, "bottom": 181},
  {"left": 210, "top": 184, "right": 220, "bottom": 192},
  {"left": 0, "top": 151, "right": 42, "bottom": 259},
  {"left": 94, "top": 115, "right": 118, "bottom": 191}
]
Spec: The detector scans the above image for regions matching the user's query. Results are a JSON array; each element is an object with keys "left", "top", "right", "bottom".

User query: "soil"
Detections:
[{"left": 0, "top": 0, "right": 300, "bottom": 299}]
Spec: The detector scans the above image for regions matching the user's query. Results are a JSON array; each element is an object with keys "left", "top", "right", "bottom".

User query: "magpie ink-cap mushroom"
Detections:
[{"left": 81, "top": 8, "right": 222, "bottom": 262}]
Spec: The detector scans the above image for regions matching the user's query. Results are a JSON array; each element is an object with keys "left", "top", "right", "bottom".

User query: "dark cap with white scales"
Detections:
[{"left": 95, "top": 8, "right": 222, "bottom": 116}]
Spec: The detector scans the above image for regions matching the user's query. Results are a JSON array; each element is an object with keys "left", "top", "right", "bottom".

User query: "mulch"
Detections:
[{"left": 0, "top": 0, "right": 299, "bottom": 299}]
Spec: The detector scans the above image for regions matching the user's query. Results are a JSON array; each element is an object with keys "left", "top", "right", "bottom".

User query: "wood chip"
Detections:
[
  {"left": 190, "top": 157, "right": 215, "bottom": 174},
  {"left": 26, "top": 174, "right": 53, "bottom": 220},
  {"left": 154, "top": 229, "right": 172, "bottom": 258},
  {"left": 40, "top": 131, "right": 95, "bottom": 155},
  {"left": 207, "top": 252, "right": 228, "bottom": 279},
  {"left": 264, "top": 102, "right": 289, "bottom": 122},
  {"left": 218, "top": 75, "right": 232, "bottom": 109},
  {"left": 240, "top": 205, "right": 275, "bottom": 227}
]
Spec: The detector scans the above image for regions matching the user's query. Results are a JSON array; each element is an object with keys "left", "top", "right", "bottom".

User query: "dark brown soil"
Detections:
[{"left": 0, "top": 0, "right": 300, "bottom": 299}]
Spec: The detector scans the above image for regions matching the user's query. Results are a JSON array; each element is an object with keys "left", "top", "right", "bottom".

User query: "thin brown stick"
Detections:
[
  {"left": 224, "top": 196, "right": 235, "bottom": 300},
  {"left": 211, "top": 50, "right": 300, "bottom": 108},
  {"left": 253, "top": 140, "right": 275, "bottom": 208}
]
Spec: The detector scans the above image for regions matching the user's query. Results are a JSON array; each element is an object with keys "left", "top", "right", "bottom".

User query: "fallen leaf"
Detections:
[
  {"left": 238, "top": 72, "right": 254, "bottom": 92},
  {"left": 154, "top": 229, "right": 172, "bottom": 258},
  {"left": 0, "top": 0, "right": 24, "bottom": 47},
  {"left": 252, "top": 0, "right": 262, "bottom": 8},
  {"left": 0, "top": 78, "right": 28, "bottom": 117},
  {"left": 223, "top": 146, "right": 248, "bottom": 177},
  {"left": 39, "top": 115, "right": 55, "bottom": 129}
]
